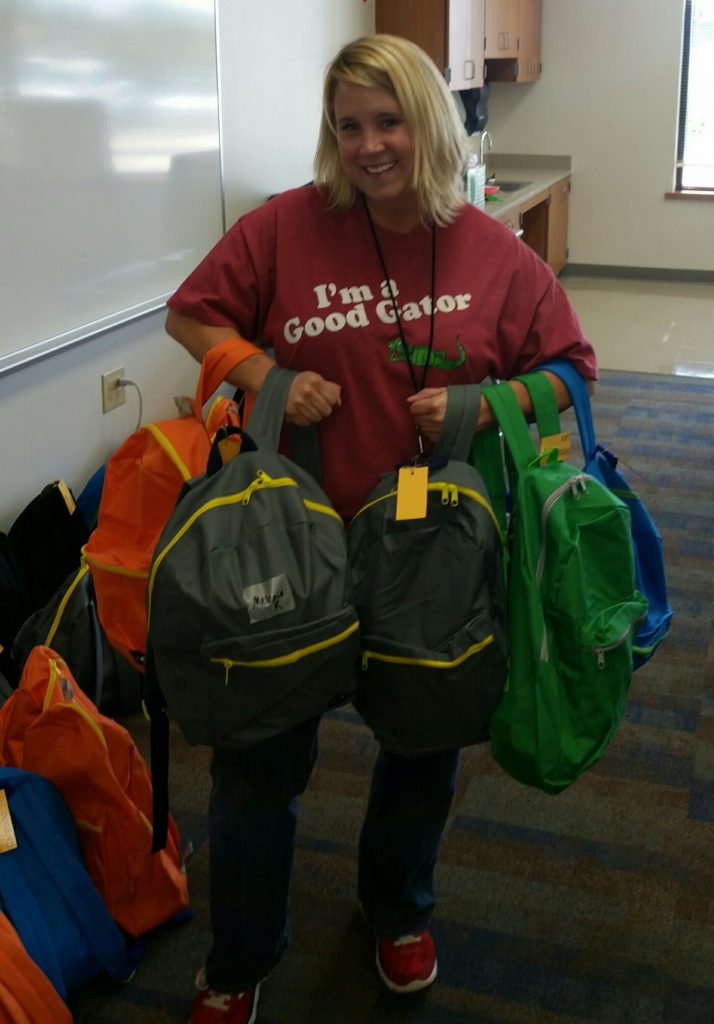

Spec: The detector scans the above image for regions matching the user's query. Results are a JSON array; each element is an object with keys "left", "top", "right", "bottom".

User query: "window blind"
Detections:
[{"left": 677, "top": 0, "right": 714, "bottom": 189}]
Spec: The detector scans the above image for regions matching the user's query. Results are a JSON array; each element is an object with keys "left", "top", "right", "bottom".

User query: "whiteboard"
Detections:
[{"left": 0, "top": 0, "right": 224, "bottom": 377}]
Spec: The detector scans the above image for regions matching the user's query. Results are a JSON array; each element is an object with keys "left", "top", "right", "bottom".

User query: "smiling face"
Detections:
[{"left": 333, "top": 80, "right": 418, "bottom": 230}]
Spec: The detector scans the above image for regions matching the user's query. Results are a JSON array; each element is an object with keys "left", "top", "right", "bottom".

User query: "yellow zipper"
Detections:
[
  {"left": 147, "top": 471, "right": 342, "bottom": 625},
  {"left": 45, "top": 656, "right": 108, "bottom": 749},
  {"left": 82, "top": 546, "right": 149, "bottom": 579},
  {"left": 361, "top": 632, "right": 495, "bottom": 671},
  {"left": 351, "top": 481, "right": 503, "bottom": 541},
  {"left": 145, "top": 422, "right": 197, "bottom": 481},
  {"left": 45, "top": 656, "right": 155, "bottom": 838},
  {"left": 211, "top": 619, "right": 359, "bottom": 684},
  {"left": 44, "top": 563, "right": 89, "bottom": 647}
]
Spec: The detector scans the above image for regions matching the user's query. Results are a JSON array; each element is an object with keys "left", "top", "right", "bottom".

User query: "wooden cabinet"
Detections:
[
  {"left": 494, "top": 175, "right": 571, "bottom": 275},
  {"left": 484, "top": 0, "right": 542, "bottom": 83},
  {"left": 375, "top": 0, "right": 486, "bottom": 91},
  {"left": 546, "top": 175, "right": 570, "bottom": 276},
  {"left": 484, "top": 0, "right": 519, "bottom": 58}
]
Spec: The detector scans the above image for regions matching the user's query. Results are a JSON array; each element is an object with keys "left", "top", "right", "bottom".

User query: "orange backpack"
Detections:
[
  {"left": 0, "top": 646, "right": 190, "bottom": 938},
  {"left": 83, "top": 338, "right": 255, "bottom": 671},
  {"left": 0, "top": 913, "right": 73, "bottom": 1024}
]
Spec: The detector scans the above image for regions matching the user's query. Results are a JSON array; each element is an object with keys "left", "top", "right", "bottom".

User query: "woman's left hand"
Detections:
[{"left": 406, "top": 387, "right": 448, "bottom": 443}]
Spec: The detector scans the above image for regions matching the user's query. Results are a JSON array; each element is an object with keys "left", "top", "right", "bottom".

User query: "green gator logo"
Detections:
[{"left": 387, "top": 337, "right": 466, "bottom": 370}]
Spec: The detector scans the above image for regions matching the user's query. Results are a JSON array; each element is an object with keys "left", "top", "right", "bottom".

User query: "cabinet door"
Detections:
[
  {"left": 376, "top": 0, "right": 448, "bottom": 76},
  {"left": 484, "top": 0, "right": 519, "bottom": 58},
  {"left": 518, "top": 0, "right": 542, "bottom": 82},
  {"left": 484, "top": 0, "right": 542, "bottom": 83},
  {"left": 546, "top": 176, "right": 570, "bottom": 276},
  {"left": 375, "top": 0, "right": 485, "bottom": 90},
  {"left": 448, "top": 0, "right": 486, "bottom": 89}
]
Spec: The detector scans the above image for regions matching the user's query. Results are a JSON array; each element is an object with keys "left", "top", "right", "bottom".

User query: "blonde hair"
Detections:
[{"left": 314, "top": 34, "right": 468, "bottom": 226}]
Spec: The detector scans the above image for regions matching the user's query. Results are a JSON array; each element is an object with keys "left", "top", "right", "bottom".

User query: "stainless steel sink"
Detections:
[{"left": 493, "top": 180, "right": 532, "bottom": 193}]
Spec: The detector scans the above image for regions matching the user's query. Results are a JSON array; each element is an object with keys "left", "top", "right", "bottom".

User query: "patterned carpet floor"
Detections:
[{"left": 69, "top": 370, "right": 714, "bottom": 1024}]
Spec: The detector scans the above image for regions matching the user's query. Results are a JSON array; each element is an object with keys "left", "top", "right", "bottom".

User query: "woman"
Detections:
[{"left": 166, "top": 34, "right": 597, "bottom": 1024}]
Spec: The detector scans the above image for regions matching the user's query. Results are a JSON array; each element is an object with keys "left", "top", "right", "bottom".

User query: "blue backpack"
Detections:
[
  {"left": 530, "top": 361, "right": 672, "bottom": 667},
  {"left": 0, "top": 767, "right": 134, "bottom": 1000}
]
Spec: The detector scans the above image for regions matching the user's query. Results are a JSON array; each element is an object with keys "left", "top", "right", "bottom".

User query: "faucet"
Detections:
[{"left": 479, "top": 130, "right": 493, "bottom": 166}]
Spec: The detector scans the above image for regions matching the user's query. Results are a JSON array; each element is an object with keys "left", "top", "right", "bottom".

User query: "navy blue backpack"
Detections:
[
  {"left": 532, "top": 360, "right": 672, "bottom": 667},
  {"left": 0, "top": 767, "right": 134, "bottom": 1001}
]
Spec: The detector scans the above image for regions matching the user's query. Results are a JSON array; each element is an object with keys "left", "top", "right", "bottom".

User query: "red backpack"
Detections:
[
  {"left": 0, "top": 646, "right": 189, "bottom": 937},
  {"left": 83, "top": 338, "right": 254, "bottom": 670}
]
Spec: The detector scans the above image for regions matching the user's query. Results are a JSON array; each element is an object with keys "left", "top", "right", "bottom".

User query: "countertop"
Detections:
[{"left": 481, "top": 153, "right": 572, "bottom": 221}]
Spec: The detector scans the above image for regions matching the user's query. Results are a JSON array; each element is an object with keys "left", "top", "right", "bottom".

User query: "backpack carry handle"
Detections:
[
  {"left": 191, "top": 337, "right": 262, "bottom": 422},
  {"left": 434, "top": 384, "right": 482, "bottom": 462},
  {"left": 245, "top": 365, "right": 299, "bottom": 451},
  {"left": 533, "top": 359, "right": 598, "bottom": 461},
  {"left": 481, "top": 383, "right": 539, "bottom": 475},
  {"left": 515, "top": 372, "right": 562, "bottom": 441}
]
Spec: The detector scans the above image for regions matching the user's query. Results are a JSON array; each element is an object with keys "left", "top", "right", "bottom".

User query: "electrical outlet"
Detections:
[{"left": 101, "top": 367, "right": 126, "bottom": 413}]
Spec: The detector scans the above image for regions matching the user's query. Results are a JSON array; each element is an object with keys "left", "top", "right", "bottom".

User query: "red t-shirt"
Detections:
[{"left": 168, "top": 185, "right": 596, "bottom": 519}]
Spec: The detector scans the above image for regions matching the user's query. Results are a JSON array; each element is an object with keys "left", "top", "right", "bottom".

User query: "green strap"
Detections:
[
  {"left": 515, "top": 372, "right": 562, "bottom": 440},
  {"left": 481, "top": 383, "right": 538, "bottom": 476}
]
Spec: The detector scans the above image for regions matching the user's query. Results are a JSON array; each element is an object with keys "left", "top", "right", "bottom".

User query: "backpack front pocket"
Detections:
[
  {"left": 356, "top": 610, "right": 507, "bottom": 756},
  {"left": 185, "top": 607, "right": 361, "bottom": 748}
]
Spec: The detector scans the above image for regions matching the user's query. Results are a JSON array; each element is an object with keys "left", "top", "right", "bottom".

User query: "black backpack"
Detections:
[
  {"left": 0, "top": 532, "right": 32, "bottom": 687},
  {"left": 8, "top": 480, "right": 88, "bottom": 611},
  {"left": 347, "top": 385, "right": 508, "bottom": 755}
]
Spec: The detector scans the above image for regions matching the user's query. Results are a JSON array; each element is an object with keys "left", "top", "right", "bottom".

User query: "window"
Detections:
[{"left": 676, "top": 0, "right": 714, "bottom": 190}]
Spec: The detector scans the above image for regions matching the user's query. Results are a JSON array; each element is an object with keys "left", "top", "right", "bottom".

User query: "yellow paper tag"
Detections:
[
  {"left": 0, "top": 790, "right": 18, "bottom": 854},
  {"left": 218, "top": 435, "right": 242, "bottom": 466},
  {"left": 541, "top": 432, "right": 572, "bottom": 463},
  {"left": 395, "top": 466, "right": 428, "bottom": 521},
  {"left": 57, "top": 479, "right": 76, "bottom": 515}
]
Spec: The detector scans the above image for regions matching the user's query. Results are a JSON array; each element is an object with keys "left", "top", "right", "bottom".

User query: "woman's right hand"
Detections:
[{"left": 285, "top": 371, "right": 342, "bottom": 426}]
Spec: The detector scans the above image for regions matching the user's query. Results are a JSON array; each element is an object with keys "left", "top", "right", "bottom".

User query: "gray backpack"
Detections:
[
  {"left": 347, "top": 385, "right": 508, "bottom": 755},
  {"left": 145, "top": 366, "right": 359, "bottom": 754},
  {"left": 11, "top": 565, "right": 141, "bottom": 714}
]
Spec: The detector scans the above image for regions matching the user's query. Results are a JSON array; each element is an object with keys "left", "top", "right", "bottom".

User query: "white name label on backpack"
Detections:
[
  {"left": 243, "top": 573, "right": 296, "bottom": 623},
  {"left": 0, "top": 790, "right": 18, "bottom": 854}
]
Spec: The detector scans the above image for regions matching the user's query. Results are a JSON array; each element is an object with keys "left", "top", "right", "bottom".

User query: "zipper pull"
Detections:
[
  {"left": 573, "top": 475, "right": 588, "bottom": 497},
  {"left": 361, "top": 651, "right": 370, "bottom": 671},
  {"left": 242, "top": 471, "right": 266, "bottom": 505},
  {"left": 450, "top": 485, "right": 459, "bottom": 507},
  {"left": 212, "top": 659, "right": 231, "bottom": 684},
  {"left": 595, "top": 649, "right": 605, "bottom": 669},
  {"left": 441, "top": 484, "right": 449, "bottom": 506}
]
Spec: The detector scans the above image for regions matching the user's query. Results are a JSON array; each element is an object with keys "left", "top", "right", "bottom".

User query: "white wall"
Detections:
[
  {"left": 2, "top": 0, "right": 705, "bottom": 528},
  {"left": 486, "top": 0, "right": 712, "bottom": 271},
  {"left": 0, "top": 0, "right": 374, "bottom": 529}
]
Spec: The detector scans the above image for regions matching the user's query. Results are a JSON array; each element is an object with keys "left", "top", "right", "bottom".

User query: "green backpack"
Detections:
[
  {"left": 347, "top": 385, "right": 508, "bottom": 756},
  {"left": 481, "top": 377, "right": 648, "bottom": 794}
]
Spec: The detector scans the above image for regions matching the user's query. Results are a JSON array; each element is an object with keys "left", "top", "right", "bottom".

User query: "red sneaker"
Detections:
[
  {"left": 376, "top": 930, "right": 438, "bottom": 993},
  {"left": 190, "top": 969, "right": 260, "bottom": 1024}
]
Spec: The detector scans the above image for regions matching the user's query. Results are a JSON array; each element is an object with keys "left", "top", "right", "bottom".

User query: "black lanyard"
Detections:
[{"left": 363, "top": 200, "right": 437, "bottom": 396}]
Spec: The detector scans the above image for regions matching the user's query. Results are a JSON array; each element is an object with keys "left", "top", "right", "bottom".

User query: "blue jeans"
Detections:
[{"left": 204, "top": 715, "right": 459, "bottom": 991}]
